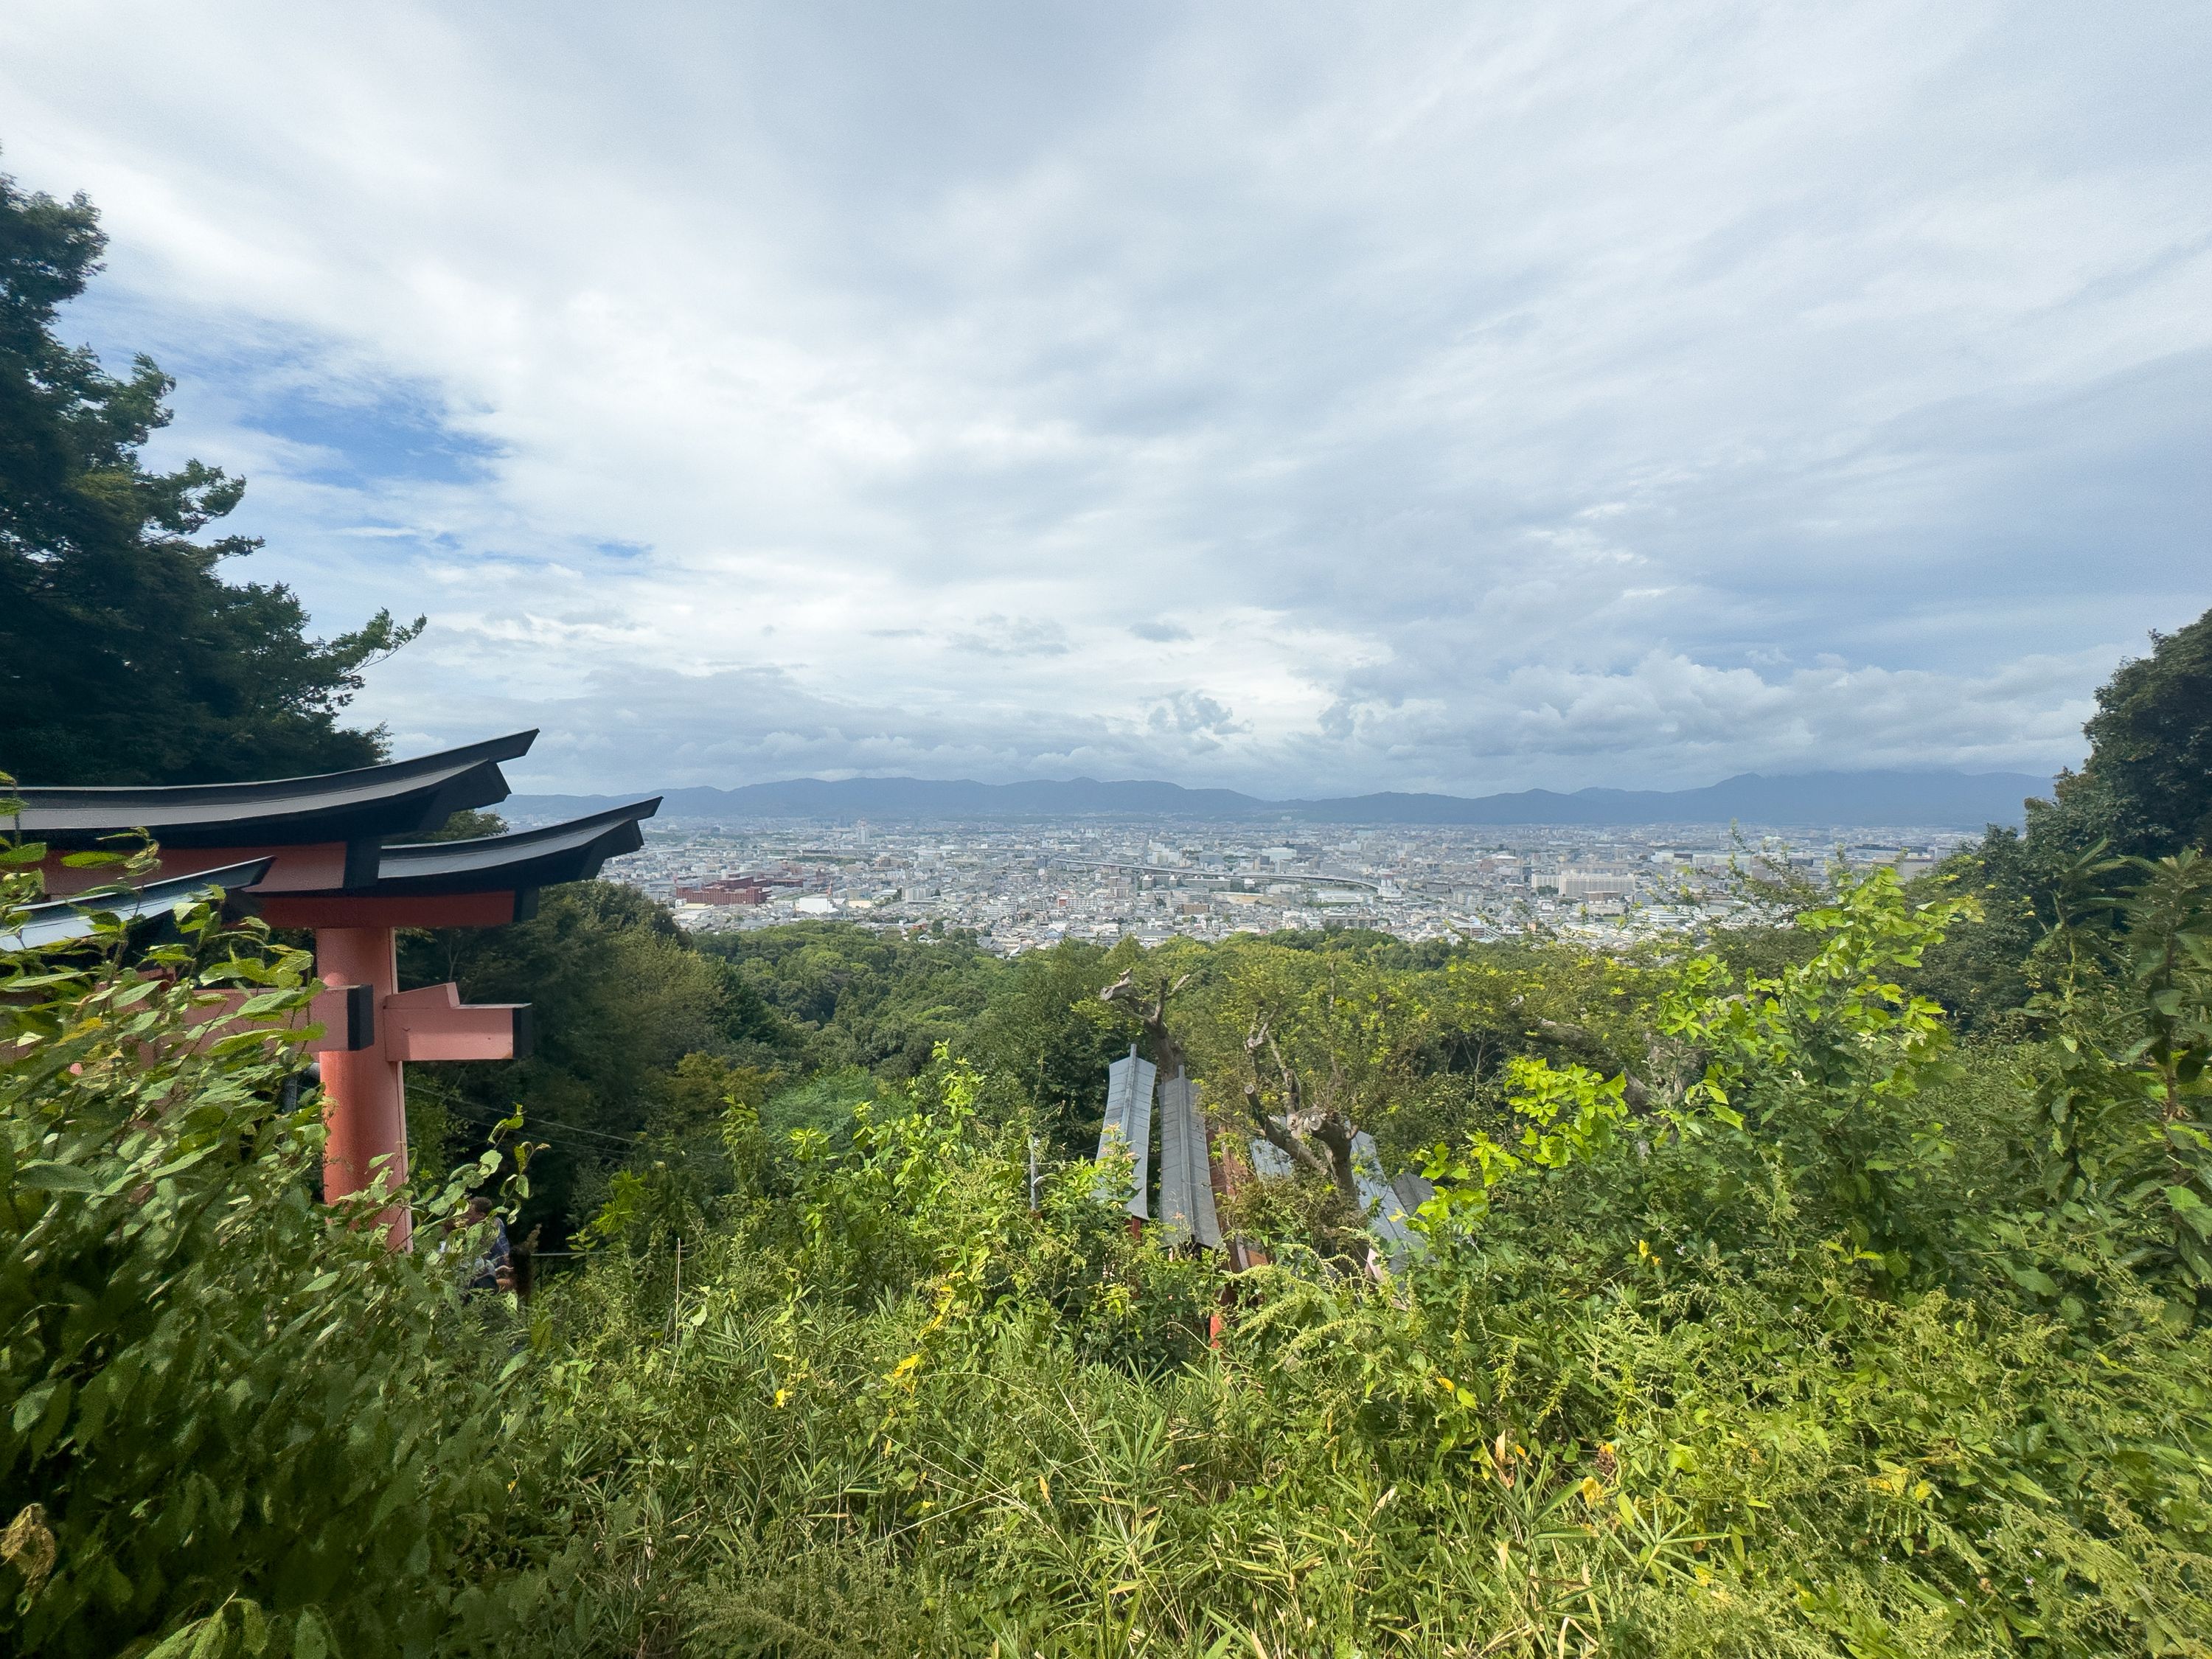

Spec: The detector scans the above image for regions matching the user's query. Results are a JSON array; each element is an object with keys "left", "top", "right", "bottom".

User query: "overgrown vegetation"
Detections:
[
  {"left": 10, "top": 790, "right": 2212, "bottom": 1652},
  {"left": 498, "top": 853, "right": 2212, "bottom": 1657},
  {"left": 8, "top": 154, "right": 2212, "bottom": 1659},
  {"left": 0, "top": 838, "right": 559, "bottom": 1658}
]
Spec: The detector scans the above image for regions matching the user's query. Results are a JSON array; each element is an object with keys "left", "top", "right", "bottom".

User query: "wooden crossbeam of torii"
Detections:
[
  {"left": 11, "top": 734, "right": 657, "bottom": 1250},
  {"left": 299, "top": 931, "right": 526, "bottom": 1247},
  {"left": 163, "top": 968, "right": 526, "bottom": 1248},
  {"left": 383, "top": 983, "right": 529, "bottom": 1062},
  {"left": 173, "top": 973, "right": 522, "bottom": 1248}
]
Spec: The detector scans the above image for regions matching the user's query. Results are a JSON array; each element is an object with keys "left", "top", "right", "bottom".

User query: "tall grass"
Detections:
[
  {"left": 515, "top": 1051, "right": 2212, "bottom": 1656},
  {"left": 12, "top": 862, "right": 2208, "bottom": 1656}
]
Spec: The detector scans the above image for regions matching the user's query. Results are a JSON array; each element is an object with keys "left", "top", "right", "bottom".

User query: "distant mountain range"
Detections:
[{"left": 505, "top": 769, "right": 2053, "bottom": 830}]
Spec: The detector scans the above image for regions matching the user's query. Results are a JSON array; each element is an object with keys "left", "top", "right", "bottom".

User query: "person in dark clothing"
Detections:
[{"left": 446, "top": 1194, "right": 512, "bottom": 1293}]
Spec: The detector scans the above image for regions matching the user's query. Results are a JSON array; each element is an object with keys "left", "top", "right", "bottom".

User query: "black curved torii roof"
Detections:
[
  {"left": 7, "top": 731, "right": 538, "bottom": 849},
  {"left": 345, "top": 799, "right": 661, "bottom": 896},
  {"left": 6, "top": 734, "right": 658, "bottom": 908}
]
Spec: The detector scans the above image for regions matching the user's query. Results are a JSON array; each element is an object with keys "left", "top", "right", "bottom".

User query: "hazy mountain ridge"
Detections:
[{"left": 508, "top": 769, "right": 2053, "bottom": 830}]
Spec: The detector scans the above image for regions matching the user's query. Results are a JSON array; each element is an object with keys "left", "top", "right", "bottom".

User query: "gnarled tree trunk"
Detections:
[{"left": 1238, "top": 1013, "right": 1360, "bottom": 1202}]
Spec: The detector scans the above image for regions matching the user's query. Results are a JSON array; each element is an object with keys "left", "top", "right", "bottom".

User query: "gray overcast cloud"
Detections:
[{"left": 4, "top": 1, "right": 2207, "bottom": 795}]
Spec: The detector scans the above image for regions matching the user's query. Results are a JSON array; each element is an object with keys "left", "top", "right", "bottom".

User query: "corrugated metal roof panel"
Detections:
[
  {"left": 1157, "top": 1073, "right": 1221, "bottom": 1249},
  {"left": 1, "top": 859, "right": 272, "bottom": 950},
  {"left": 1353, "top": 1130, "right": 1420, "bottom": 1264},
  {"left": 1248, "top": 1137, "right": 1296, "bottom": 1180},
  {"left": 1096, "top": 1047, "right": 1155, "bottom": 1219}
]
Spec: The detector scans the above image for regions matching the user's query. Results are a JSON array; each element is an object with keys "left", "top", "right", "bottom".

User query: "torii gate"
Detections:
[{"left": 13, "top": 732, "right": 657, "bottom": 1248}]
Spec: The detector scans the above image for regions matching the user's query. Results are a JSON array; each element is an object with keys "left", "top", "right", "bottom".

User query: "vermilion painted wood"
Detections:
[
  {"left": 316, "top": 925, "right": 412, "bottom": 1250},
  {"left": 303, "top": 983, "right": 375, "bottom": 1051},
  {"left": 312, "top": 931, "right": 526, "bottom": 1250},
  {"left": 11, "top": 735, "right": 666, "bottom": 1257},
  {"left": 258, "top": 891, "right": 524, "bottom": 930},
  {"left": 381, "top": 983, "right": 524, "bottom": 1062}
]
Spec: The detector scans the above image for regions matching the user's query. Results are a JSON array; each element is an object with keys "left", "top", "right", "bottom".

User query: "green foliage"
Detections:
[
  {"left": 1910, "top": 830, "right": 2046, "bottom": 1034},
  {"left": 955, "top": 939, "right": 1149, "bottom": 1152},
  {"left": 1416, "top": 1055, "right": 1633, "bottom": 1231},
  {"left": 401, "top": 809, "right": 509, "bottom": 845},
  {"left": 701, "top": 921, "right": 1009, "bottom": 1079},
  {"left": 1914, "top": 604, "right": 2212, "bottom": 1029},
  {"left": 2022, "top": 849, "right": 2212, "bottom": 1297},
  {"left": 693, "top": 925, "right": 1161, "bottom": 1156},
  {"left": 2076, "top": 609, "right": 2212, "bottom": 858},
  {"left": 1669, "top": 869, "right": 1978, "bottom": 1284},
  {"left": 761, "top": 1066, "right": 883, "bottom": 1148},
  {"left": 481, "top": 869, "right": 2212, "bottom": 1655},
  {"left": 15, "top": 775, "right": 2212, "bottom": 1655},
  {"left": 0, "top": 847, "right": 552, "bottom": 1657},
  {"left": 0, "top": 164, "right": 420, "bottom": 786},
  {"left": 13, "top": 839, "right": 2212, "bottom": 1655},
  {"left": 399, "top": 881, "right": 796, "bottom": 1244},
  {"left": 1412, "top": 869, "right": 1976, "bottom": 1282}
]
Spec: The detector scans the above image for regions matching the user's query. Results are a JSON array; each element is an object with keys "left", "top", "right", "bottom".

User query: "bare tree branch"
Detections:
[
  {"left": 1226, "top": 1012, "right": 1357, "bottom": 1197},
  {"left": 1235, "top": 1013, "right": 1333, "bottom": 1183},
  {"left": 1102, "top": 969, "right": 1194, "bottom": 1080}
]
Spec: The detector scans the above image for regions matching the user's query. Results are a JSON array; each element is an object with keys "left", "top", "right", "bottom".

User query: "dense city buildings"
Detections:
[{"left": 507, "top": 807, "right": 1968, "bottom": 953}]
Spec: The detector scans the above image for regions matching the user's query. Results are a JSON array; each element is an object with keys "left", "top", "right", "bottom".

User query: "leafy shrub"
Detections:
[
  {"left": 0, "top": 853, "right": 554, "bottom": 1657},
  {"left": 515, "top": 869, "right": 2212, "bottom": 1656},
  {"left": 11, "top": 841, "right": 2212, "bottom": 1655}
]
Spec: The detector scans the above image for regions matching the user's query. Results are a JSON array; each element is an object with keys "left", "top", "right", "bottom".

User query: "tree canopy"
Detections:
[
  {"left": 15, "top": 835, "right": 2212, "bottom": 1655},
  {"left": 1914, "top": 604, "right": 2212, "bottom": 1029},
  {"left": 2068, "top": 606, "right": 2212, "bottom": 857},
  {"left": 0, "top": 164, "right": 415, "bottom": 785}
]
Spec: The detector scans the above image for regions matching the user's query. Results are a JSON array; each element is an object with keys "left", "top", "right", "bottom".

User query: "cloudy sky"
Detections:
[{"left": 4, "top": 2, "right": 2208, "bottom": 796}]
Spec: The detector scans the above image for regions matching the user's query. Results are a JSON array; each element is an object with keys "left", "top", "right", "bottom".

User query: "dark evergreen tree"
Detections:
[
  {"left": 2065, "top": 607, "right": 2212, "bottom": 857},
  {"left": 0, "top": 164, "right": 418, "bottom": 786},
  {"left": 1916, "top": 604, "right": 2212, "bottom": 1026}
]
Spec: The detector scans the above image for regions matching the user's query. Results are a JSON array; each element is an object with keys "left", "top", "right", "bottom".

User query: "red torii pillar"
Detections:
[
  {"left": 313, "top": 926, "right": 408, "bottom": 1238},
  {"left": 258, "top": 892, "right": 535, "bottom": 1251},
  {"left": 40, "top": 855, "right": 532, "bottom": 1247}
]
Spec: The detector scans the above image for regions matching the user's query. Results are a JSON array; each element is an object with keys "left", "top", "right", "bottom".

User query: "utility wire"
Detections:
[{"left": 434, "top": 1101, "right": 646, "bottom": 1153}]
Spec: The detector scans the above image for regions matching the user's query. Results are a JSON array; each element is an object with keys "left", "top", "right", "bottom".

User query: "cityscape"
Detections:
[{"left": 540, "top": 810, "right": 1972, "bottom": 953}]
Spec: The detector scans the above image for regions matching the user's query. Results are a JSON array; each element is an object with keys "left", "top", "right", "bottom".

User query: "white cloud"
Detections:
[{"left": 2, "top": 1, "right": 2207, "bottom": 792}]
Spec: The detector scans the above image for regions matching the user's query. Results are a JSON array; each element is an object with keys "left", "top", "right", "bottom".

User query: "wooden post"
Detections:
[
  {"left": 310, "top": 931, "right": 526, "bottom": 1252},
  {"left": 315, "top": 925, "right": 411, "bottom": 1249}
]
